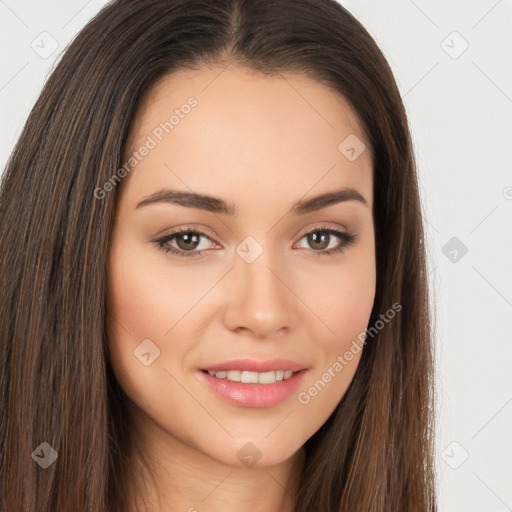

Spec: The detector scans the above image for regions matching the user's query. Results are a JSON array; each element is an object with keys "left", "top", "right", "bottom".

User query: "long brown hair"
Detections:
[{"left": 0, "top": 1, "right": 436, "bottom": 510}]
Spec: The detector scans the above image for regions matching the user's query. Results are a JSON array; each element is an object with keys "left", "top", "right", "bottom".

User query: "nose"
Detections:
[{"left": 222, "top": 246, "right": 297, "bottom": 338}]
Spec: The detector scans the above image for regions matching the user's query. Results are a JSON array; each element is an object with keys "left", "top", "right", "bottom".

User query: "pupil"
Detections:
[
  {"left": 309, "top": 231, "right": 329, "bottom": 250},
  {"left": 177, "top": 233, "right": 199, "bottom": 250}
]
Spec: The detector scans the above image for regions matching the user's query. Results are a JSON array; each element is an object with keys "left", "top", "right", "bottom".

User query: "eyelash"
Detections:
[{"left": 152, "top": 225, "right": 357, "bottom": 259}]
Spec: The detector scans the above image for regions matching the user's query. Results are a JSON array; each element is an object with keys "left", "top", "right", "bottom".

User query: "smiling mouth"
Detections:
[
  {"left": 201, "top": 369, "right": 297, "bottom": 384},
  {"left": 197, "top": 367, "right": 308, "bottom": 408}
]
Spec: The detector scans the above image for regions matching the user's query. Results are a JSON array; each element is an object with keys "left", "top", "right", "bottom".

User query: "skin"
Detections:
[{"left": 106, "top": 63, "right": 376, "bottom": 512}]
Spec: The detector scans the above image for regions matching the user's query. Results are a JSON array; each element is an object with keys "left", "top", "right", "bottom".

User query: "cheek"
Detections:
[
  {"left": 295, "top": 248, "right": 375, "bottom": 418},
  {"left": 107, "top": 238, "right": 208, "bottom": 342},
  {"left": 106, "top": 236, "right": 178, "bottom": 387},
  {"left": 296, "top": 286, "right": 371, "bottom": 436},
  {"left": 303, "top": 249, "right": 376, "bottom": 354},
  {"left": 106, "top": 234, "right": 220, "bottom": 398},
  {"left": 106, "top": 239, "right": 200, "bottom": 421},
  {"left": 328, "top": 270, "right": 376, "bottom": 347}
]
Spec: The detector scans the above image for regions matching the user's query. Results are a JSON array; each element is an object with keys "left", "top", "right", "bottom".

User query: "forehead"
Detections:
[{"left": 121, "top": 64, "right": 373, "bottom": 210}]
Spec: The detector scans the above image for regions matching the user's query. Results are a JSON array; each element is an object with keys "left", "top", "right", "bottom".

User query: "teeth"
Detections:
[
  {"left": 241, "top": 371, "right": 259, "bottom": 383},
  {"left": 206, "top": 369, "right": 297, "bottom": 384}
]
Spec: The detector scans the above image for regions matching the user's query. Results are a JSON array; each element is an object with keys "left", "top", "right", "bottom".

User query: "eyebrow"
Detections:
[{"left": 135, "top": 186, "right": 368, "bottom": 215}]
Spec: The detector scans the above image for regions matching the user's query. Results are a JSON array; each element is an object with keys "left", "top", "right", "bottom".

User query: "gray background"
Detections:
[{"left": 1, "top": 1, "right": 511, "bottom": 509}]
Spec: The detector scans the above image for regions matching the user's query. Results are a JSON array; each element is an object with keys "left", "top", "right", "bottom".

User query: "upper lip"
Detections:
[{"left": 201, "top": 358, "right": 307, "bottom": 373}]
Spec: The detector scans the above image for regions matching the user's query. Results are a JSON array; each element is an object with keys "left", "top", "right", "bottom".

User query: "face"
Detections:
[{"left": 106, "top": 63, "right": 376, "bottom": 469}]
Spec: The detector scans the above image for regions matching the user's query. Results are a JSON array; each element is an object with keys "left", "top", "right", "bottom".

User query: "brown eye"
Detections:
[
  {"left": 174, "top": 232, "right": 201, "bottom": 251},
  {"left": 306, "top": 231, "right": 331, "bottom": 251},
  {"left": 295, "top": 227, "right": 357, "bottom": 256},
  {"left": 154, "top": 228, "right": 218, "bottom": 258}
]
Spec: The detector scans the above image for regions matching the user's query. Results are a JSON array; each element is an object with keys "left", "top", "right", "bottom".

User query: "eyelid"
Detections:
[
  {"left": 293, "top": 224, "right": 356, "bottom": 255},
  {"left": 294, "top": 221, "right": 350, "bottom": 239},
  {"left": 153, "top": 222, "right": 356, "bottom": 258},
  {"left": 155, "top": 222, "right": 349, "bottom": 245},
  {"left": 151, "top": 225, "right": 220, "bottom": 259},
  {"left": 153, "top": 223, "right": 219, "bottom": 241}
]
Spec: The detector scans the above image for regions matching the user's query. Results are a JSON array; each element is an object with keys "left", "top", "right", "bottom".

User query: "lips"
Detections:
[
  {"left": 200, "top": 358, "right": 307, "bottom": 373},
  {"left": 197, "top": 369, "right": 307, "bottom": 408},
  {"left": 197, "top": 358, "right": 309, "bottom": 408}
]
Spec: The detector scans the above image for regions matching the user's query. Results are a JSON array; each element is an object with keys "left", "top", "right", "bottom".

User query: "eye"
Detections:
[
  {"left": 153, "top": 225, "right": 357, "bottom": 259},
  {"left": 153, "top": 228, "right": 219, "bottom": 258},
  {"left": 294, "top": 225, "right": 357, "bottom": 256}
]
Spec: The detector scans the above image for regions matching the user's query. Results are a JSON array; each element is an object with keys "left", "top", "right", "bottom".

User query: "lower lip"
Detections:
[{"left": 197, "top": 369, "right": 308, "bottom": 408}]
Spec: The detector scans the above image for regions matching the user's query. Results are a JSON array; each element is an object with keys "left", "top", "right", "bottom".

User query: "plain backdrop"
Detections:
[{"left": 1, "top": 1, "right": 511, "bottom": 510}]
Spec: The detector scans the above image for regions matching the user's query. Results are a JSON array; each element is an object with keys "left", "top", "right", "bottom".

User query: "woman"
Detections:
[{"left": 0, "top": 0, "right": 436, "bottom": 511}]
